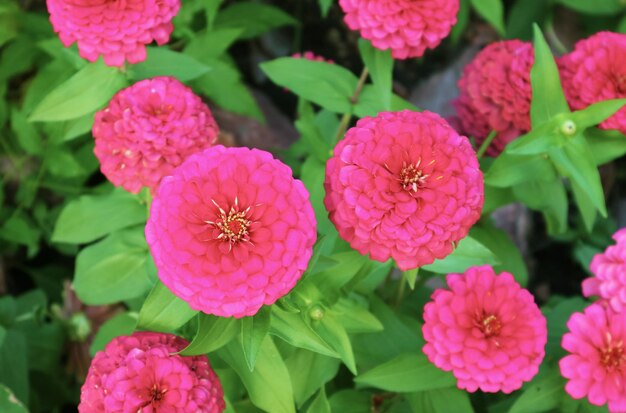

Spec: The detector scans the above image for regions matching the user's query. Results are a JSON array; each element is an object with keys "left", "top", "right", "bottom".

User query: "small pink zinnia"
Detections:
[
  {"left": 454, "top": 40, "right": 534, "bottom": 156},
  {"left": 560, "top": 303, "right": 626, "bottom": 412},
  {"left": 422, "top": 265, "right": 547, "bottom": 393},
  {"left": 79, "top": 332, "right": 225, "bottom": 413},
  {"left": 583, "top": 228, "right": 626, "bottom": 313},
  {"left": 46, "top": 0, "right": 180, "bottom": 67},
  {"left": 338, "top": 0, "right": 459, "bottom": 59},
  {"left": 93, "top": 76, "right": 219, "bottom": 194},
  {"left": 145, "top": 145, "right": 317, "bottom": 318},
  {"left": 559, "top": 31, "right": 626, "bottom": 135},
  {"left": 292, "top": 51, "right": 333, "bottom": 63},
  {"left": 324, "top": 110, "right": 483, "bottom": 270}
]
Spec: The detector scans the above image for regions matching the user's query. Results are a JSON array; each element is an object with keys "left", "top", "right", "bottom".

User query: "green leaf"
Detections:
[
  {"left": 513, "top": 179, "right": 568, "bottom": 235},
  {"left": 10, "top": 108, "right": 42, "bottom": 155},
  {"left": 505, "top": 0, "right": 550, "bottom": 40},
  {"left": 300, "top": 157, "right": 334, "bottom": 234},
  {"left": 505, "top": 121, "right": 567, "bottom": 156},
  {"left": 307, "top": 388, "right": 331, "bottom": 413},
  {"left": 353, "top": 86, "right": 418, "bottom": 118},
  {"left": 286, "top": 349, "right": 340, "bottom": 407},
  {"left": 29, "top": 60, "right": 127, "bottom": 122},
  {"left": 180, "top": 314, "right": 238, "bottom": 356},
  {"left": 311, "top": 311, "right": 357, "bottom": 374},
  {"left": 0, "top": 330, "right": 28, "bottom": 403},
  {"left": 555, "top": 0, "right": 624, "bottom": 15},
  {"left": 422, "top": 236, "right": 499, "bottom": 274},
  {"left": 318, "top": 0, "right": 333, "bottom": 17},
  {"left": 545, "top": 297, "right": 587, "bottom": 359},
  {"left": 403, "top": 268, "right": 419, "bottom": 289},
  {"left": 530, "top": 25, "right": 569, "bottom": 126},
  {"left": 0, "top": 383, "right": 28, "bottom": 413},
  {"left": 549, "top": 135, "right": 607, "bottom": 217},
  {"left": 451, "top": 0, "right": 470, "bottom": 44},
  {"left": 586, "top": 128, "right": 626, "bottom": 165},
  {"left": 329, "top": 390, "right": 372, "bottom": 413},
  {"left": 571, "top": 99, "right": 626, "bottom": 130},
  {"left": 242, "top": 306, "right": 271, "bottom": 371},
  {"left": 469, "top": 0, "right": 505, "bottom": 35},
  {"left": 406, "top": 388, "right": 474, "bottom": 413},
  {"left": 508, "top": 369, "right": 563, "bottom": 413},
  {"left": 486, "top": 153, "right": 557, "bottom": 187},
  {"left": 219, "top": 337, "right": 295, "bottom": 413},
  {"left": 571, "top": 180, "right": 597, "bottom": 232},
  {"left": 471, "top": 224, "right": 529, "bottom": 286},
  {"left": 184, "top": 28, "right": 243, "bottom": 59},
  {"left": 0, "top": 212, "right": 40, "bottom": 254},
  {"left": 355, "top": 353, "right": 455, "bottom": 393},
  {"left": 138, "top": 281, "right": 197, "bottom": 333},
  {"left": 214, "top": 2, "right": 298, "bottom": 39},
  {"left": 127, "top": 47, "right": 211, "bottom": 81},
  {"left": 333, "top": 297, "right": 383, "bottom": 333},
  {"left": 261, "top": 58, "right": 358, "bottom": 113},
  {"left": 74, "top": 228, "right": 152, "bottom": 305},
  {"left": 90, "top": 312, "right": 137, "bottom": 356},
  {"left": 52, "top": 188, "right": 146, "bottom": 244},
  {"left": 270, "top": 307, "right": 339, "bottom": 358},
  {"left": 358, "top": 39, "right": 392, "bottom": 110}
]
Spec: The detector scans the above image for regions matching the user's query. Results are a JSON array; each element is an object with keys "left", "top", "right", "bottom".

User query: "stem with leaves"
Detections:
[{"left": 332, "top": 67, "right": 370, "bottom": 145}]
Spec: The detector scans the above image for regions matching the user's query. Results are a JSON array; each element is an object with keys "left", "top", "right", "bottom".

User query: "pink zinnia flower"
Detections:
[
  {"left": 46, "top": 0, "right": 180, "bottom": 67},
  {"left": 454, "top": 40, "right": 534, "bottom": 156},
  {"left": 93, "top": 76, "right": 219, "bottom": 194},
  {"left": 422, "top": 265, "right": 547, "bottom": 393},
  {"left": 323, "top": 110, "right": 483, "bottom": 270},
  {"left": 292, "top": 51, "right": 333, "bottom": 63},
  {"left": 560, "top": 303, "right": 626, "bottom": 412},
  {"left": 145, "top": 145, "right": 317, "bottom": 318},
  {"left": 339, "top": 0, "right": 459, "bottom": 59},
  {"left": 559, "top": 31, "right": 626, "bottom": 135},
  {"left": 583, "top": 228, "right": 626, "bottom": 313},
  {"left": 79, "top": 332, "right": 224, "bottom": 413}
]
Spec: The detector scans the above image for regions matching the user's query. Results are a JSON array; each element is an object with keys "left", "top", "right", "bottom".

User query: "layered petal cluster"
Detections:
[
  {"left": 454, "top": 40, "right": 534, "bottom": 155},
  {"left": 292, "top": 51, "right": 333, "bottom": 63},
  {"left": 560, "top": 304, "right": 626, "bottom": 412},
  {"left": 93, "top": 76, "right": 219, "bottom": 194},
  {"left": 583, "top": 228, "right": 626, "bottom": 313},
  {"left": 79, "top": 332, "right": 224, "bottom": 413},
  {"left": 324, "top": 110, "right": 483, "bottom": 270},
  {"left": 145, "top": 145, "right": 317, "bottom": 318},
  {"left": 422, "top": 265, "right": 547, "bottom": 393},
  {"left": 338, "top": 0, "right": 459, "bottom": 59},
  {"left": 46, "top": 0, "right": 180, "bottom": 67},
  {"left": 559, "top": 31, "right": 626, "bottom": 134}
]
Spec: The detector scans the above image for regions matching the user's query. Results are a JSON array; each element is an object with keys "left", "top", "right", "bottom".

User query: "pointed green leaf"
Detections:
[
  {"left": 270, "top": 307, "right": 338, "bottom": 358},
  {"left": 469, "top": 0, "right": 505, "bottom": 35},
  {"left": 214, "top": 2, "right": 298, "bottom": 39},
  {"left": 29, "top": 60, "right": 127, "bottom": 122},
  {"left": 286, "top": 349, "right": 340, "bottom": 407},
  {"left": 219, "top": 337, "right": 295, "bottom": 413},
  {"left": 403, "top": 268, "right": 419, "bottom": 289},
  {"left": 571, "top": 98, "right": 626, "bottom": 130},
  {"left": 571, "top": 181, "right": 597, "bottom": 232},
  {"left": 260, "top": 58, "right": 358, "bottom": 113},
  {"left": 0, "top": 383, "right": 28, "bottom": 413},
  {"left": 555, "top": 0, "right": 624, "bottom": 15},
  {"left": 138, "top": 281, "right": 197, "bottom": 333},
  {"left": 307, "top": 388, "right": 331, "bottom": 413},
  {"left": 530, "top": 25, "right": 569, "bottom": 126},
  {"left": 52, "top": 188, "right": 146, "bottom": 244},
  {"left": 90, "top": 312, "right": 137, "bottom": 356},
  {"left": 312, "top": 311, "right": 357, "bottom": 374},
  {"left": 508, "top": 369, "right": 563, "bottom": 413},
  {"left": 127, "top": 47, "right": 211, "bottom": 81},
  {"left": 358, "top": 39, "right": 392, "bottom": 110},
  {"left": 506, "top": 122, "right": 566, "bottom": 155},
  {"left": 486, "top": 153, "right": 557, "bottom": 187},
  {"left": 355, "top": 353, "right": 455, "bottom": 392},
  {"left": 333, "top": 298, "right": 383, "bottom": 333},
  {"left": 586, "top": 128, "right": 626, "bottom": 165},
  {"left": 180, "top": 314, "right": 238, "bottom": 355},
  {"left": 241, "top": 306, "right": 271, "bottom": 371},
  {"left": 422, "top": 236, "right": 499, "bottom": 274},
  {"left": 513, "top": 179, "right": 568, "bottom": 235}
]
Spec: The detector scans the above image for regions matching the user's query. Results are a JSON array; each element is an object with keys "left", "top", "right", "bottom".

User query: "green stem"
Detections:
[
  {"left": 476, "top": 130, "right": 497, "bottom": 159},
  {"left": 394, "top": 275, "right": 406, "bottom": 307},
  {"left": 332, "top": 67, "right": 370, "bottom": 145}
]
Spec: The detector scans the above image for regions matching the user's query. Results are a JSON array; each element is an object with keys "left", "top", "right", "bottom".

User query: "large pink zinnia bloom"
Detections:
[
  {"left": 324, "top": 110, "right": 483, "bottom": 270},
  {"left": 422, "top": 265, "right": 547, "bottom": 393},
  {"left": 145, "top": 145, "right": 317, "bottom": 318},
  {"left": 46, "top": 0, "right": 179, "bottom": 67},
  {"left": 338, "top": 0, "right": 459, "bottom": 59},
  {"left": 454, "top": 40, "right": 534, "bottom": 156},
  {"left": 559, "top": 31, "right": 626, "bottom": 135},
  {"left": 560, "top": 303, "right": 626, "bottom": 412},
  {"left": 93, "top": 76, "right": 219, "bottom": 194},
  {"left": 583, "top": 228, "right": 626, "bottom": 313},
  {"left": 79, "top": 332, "right": 224, "bottom": 413}
]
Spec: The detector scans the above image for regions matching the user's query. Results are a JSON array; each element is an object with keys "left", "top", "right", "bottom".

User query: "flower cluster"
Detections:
[
  {"left": 46, "top": 0, "right": 180, "bottom": 67},
  {"left": 79, "top": 332, "right": 224, "bottom": 412},
  {"left": 324, "top": 110, "right": 483, "bottom": 270},
  {"left": 93, "top": 76, "right": 219, "bottom": 194},
  {"left": 454, "top": 40, "right": 534, "bottom": 156},
  {"left": 559, "top": 31, "right": 626, "bottom": 135},
  {"left": 422, "top": 265, "right": 547, "bottom": 393},
  {"left": 145, "top": 145, "right": 317, "bottom": 318},
  {"left": 338, "top": 0, "right": 459, "bottom": 59},
  {"left": 292, "top": 51, "right": 333, "bottom": 63}
]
